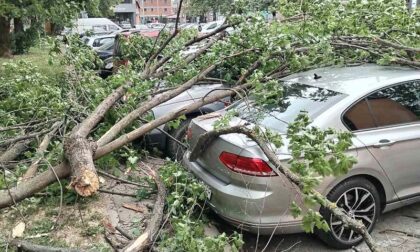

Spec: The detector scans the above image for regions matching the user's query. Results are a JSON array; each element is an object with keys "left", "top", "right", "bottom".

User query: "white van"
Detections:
[{"left": 64, "top": 18, "right": 122, "bottom": 35}]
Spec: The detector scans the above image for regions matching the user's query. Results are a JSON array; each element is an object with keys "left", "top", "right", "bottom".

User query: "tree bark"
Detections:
[
  {"left": 64, "top": 137, "right": 99, "bottom": 197},
  {"left": 63, "top": 85, "right": 128, "bottom": 196},
  {"left": 0, "top": 163, "right": 70, "bottom": 208},
  {"left": 0, "top": 86, "right": 242, "bottom": 209},
  {"left": 10, "top": 239, "right": 83, "bottom": 252},
  {"left": 0, "top": 140, "right": 31, "bottom": 165},
  {"left": 0, "top": 16, "right": 12, "bottom": 58}
]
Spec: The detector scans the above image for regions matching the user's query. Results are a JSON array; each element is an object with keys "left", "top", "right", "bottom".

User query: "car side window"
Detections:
[
  {"left": 109, "top": 25, "right": 119, "bottom": 31},
  {"left": 343, "top": 80, "right": 420, "bottom": 131},
  {"left": 343, "top": 99, "right": 377, "bottom": 131},
  {"left": 367, "top": 81, "right": 419, "bottom": 127}
]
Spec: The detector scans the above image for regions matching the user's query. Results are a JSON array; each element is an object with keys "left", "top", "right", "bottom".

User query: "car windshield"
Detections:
[{"left": 232, "top": 82, "right": 346, "bottom": 132}]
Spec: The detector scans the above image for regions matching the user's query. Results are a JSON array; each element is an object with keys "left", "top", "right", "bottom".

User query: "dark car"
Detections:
[
  {"left": 96, "top": 40, "right": 115, "bottom": 78},
  {"left": 144, "top": 82, "right": 231, "bottom": 160}
]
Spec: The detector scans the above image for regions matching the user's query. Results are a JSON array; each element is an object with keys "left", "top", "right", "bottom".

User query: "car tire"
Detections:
[
  {"left": 167, "top": 118, "right": 192, "bottom": 161},
  {"left": 316, "top": 178, "right": 381, "bottom": 249}
]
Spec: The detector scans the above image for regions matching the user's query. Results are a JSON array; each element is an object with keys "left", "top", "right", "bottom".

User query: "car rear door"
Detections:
[{"left": 343, "top": 80, "right": 420, "bottom": 203}]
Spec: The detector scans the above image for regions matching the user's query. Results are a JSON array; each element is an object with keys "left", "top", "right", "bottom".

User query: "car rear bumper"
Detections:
[{"left": 183, "top": 151, "right": 303, "bottom": 235}]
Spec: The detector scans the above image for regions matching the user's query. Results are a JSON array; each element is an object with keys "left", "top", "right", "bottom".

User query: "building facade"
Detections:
[
  {"left": 114, "top": 0, "right": 141, "bottom": 27},
  {"left": 114, "top": 0, "right": 175, "bottom": 26},
  {"left": 139, "top": 0, "right": 174, "bottom": 23}
]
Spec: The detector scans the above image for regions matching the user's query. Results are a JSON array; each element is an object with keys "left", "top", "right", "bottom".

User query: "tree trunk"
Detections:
[
  {"left": 14, "top": 18, "right": 24, "bottom": 33},
  {"left": 0, "top": 16, "right": 12, "bottom": 58},
  {"left": 0, "top": 86, "right": 240, "bottom": 209},
  {"left": 64, "top": 137, "right": 99, "bottom": 197},
  {"left": 0, "top": 163, "right": 70, "bottom": 208}
]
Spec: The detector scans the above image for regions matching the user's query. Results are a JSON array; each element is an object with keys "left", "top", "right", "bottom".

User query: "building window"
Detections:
[
  {"left": 151, "top": 8, "right": 154, "bottom": 11},
  {"left": 164, "top": 8, "right": 167, "bottom": 11}
]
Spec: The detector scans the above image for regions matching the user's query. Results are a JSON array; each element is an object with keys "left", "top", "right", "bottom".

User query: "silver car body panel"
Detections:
[{"left": 183, "top": 64, "right": 420, "bottom": 234}]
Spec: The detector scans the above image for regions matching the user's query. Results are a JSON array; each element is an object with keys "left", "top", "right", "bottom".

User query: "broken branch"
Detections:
[
  {"left": 22, "top": 123, "right": 60, "bottom": 180},
  {"left": 122, "top": 165, "right": 166, "bottom": 252}
]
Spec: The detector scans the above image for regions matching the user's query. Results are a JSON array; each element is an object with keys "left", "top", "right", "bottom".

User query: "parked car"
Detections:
[
  {"left": 183, "top": 64, "right": 420, "bottom": 249},
  {"left": 134, "top": 24, "right": 149, "bottom": 30},
  {"left": 147, "top": 23, "right": 166, "bottom": 30},
  {"left": 199, "top": 20, "right": 225, "bottom": 35},
  {"left": 83, "top": 34, "right": 116, "bottom": 48},
  {"left": 181, "top": 23, "right": 200, "bottom": 30},
  {"left": 63, "top": 18, "right": 122, "bottom": 36},
  {"left": 120, "top": 22, "right": 132, "bottom": 29},
  {"left": 96, "top": 40, "right": 115, "bottom": 59},
  {"left": 96, "top": 40, "right": 116, "bottom": 78},
  {"left": 145, "top": 82, "right": 232, "bottom": 160}
]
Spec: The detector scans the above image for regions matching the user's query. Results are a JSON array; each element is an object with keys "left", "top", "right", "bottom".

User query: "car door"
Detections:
[{"left": 343, "top": 80, "right": 420, "bottom": 203}]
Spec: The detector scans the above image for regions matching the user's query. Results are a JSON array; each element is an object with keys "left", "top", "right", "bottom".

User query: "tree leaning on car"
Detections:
[{"left": 0, "top": 0, "right": 419, "bottom": 251}]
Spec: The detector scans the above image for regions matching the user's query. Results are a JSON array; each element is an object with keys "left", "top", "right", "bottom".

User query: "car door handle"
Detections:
[{"left": 373, "top": 139, "right": 396, "bottom": 148}]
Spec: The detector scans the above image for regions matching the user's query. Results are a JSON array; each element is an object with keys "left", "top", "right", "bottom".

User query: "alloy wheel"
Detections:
[{"left": 329, "top": 187, "right": 376, "bottom": 243}]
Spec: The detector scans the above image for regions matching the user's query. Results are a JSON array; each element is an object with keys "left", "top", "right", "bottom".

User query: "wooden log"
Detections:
[
  {"left": 10, "top": 239, "right": 82, "bottom": 252},
  {"left": 64, "top": 137, "right": 99, "bottom": 197},
  {"left": 0, "top": 140, "right": 31, "bottom": 165}
]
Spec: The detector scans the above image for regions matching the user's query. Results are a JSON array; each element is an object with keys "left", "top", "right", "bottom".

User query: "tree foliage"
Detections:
[{"left": 0, "top": 0, "right": 119, "bottom": 56}]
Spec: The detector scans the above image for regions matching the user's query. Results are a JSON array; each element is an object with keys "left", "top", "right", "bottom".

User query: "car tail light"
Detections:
[{"left": 219, "top": 152, "right": 277, "bottom": 177}]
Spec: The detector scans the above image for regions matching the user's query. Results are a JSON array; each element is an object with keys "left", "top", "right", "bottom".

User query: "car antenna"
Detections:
[{"left": 314, "top": 73, "right": 322, "bottom": 80}]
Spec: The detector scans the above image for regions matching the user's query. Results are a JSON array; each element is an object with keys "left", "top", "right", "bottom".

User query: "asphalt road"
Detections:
[{"left": 216, "top": 202, "right": 420, "bottom": 252}]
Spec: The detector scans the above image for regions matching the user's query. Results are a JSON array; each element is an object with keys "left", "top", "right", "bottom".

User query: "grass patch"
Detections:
[{"left": 0, "top": 45, "right": 63, "bottom": 76}]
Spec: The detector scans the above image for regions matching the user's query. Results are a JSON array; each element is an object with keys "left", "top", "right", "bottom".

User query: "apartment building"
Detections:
[
  {"left": 139, "top": 0, "right": 174, "bottom": 23},
  {"left": 114, "top": 0, "right": 174, "bottom": 26}
]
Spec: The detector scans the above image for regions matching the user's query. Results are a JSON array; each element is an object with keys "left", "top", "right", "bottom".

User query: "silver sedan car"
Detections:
[{"left": 183, "top": 64, "right": 420, "bottom": 249}]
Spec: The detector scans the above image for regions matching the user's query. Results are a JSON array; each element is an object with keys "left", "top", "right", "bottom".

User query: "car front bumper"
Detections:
[{"left": 182, "top": 151, "right": 303, "bottom": 235}]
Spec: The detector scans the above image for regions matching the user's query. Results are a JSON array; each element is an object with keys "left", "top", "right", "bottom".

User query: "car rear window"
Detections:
[{"left": 233, "top": 82, "right": 346, "bottom": 132}]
